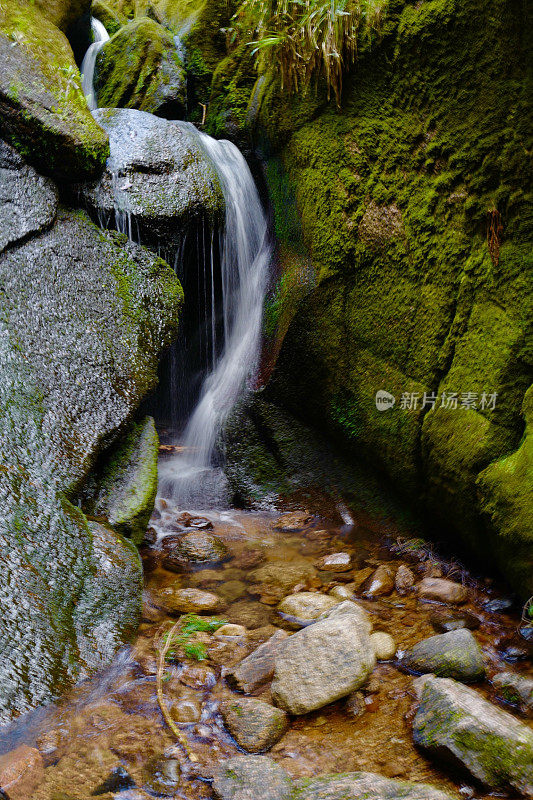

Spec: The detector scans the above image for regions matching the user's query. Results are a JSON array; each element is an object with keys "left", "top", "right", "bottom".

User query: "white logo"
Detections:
[{"left": 375, "top": 390, "right": 396, "bottom": 411}]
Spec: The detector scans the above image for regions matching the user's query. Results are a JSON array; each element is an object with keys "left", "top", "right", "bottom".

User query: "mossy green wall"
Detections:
[{"left": 210, "top": 0, "right": 533, "bottom": 594}]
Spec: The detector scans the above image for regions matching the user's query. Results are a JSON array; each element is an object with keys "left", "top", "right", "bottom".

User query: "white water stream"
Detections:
[
  {"left": 158, "top": 134, "right": 272, "bottom": 506},
  {"left": 80, "top": 18, "right": 109, "bottom": 111}
]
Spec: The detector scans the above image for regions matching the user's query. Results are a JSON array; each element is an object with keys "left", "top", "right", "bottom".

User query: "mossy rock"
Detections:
[
  {"left": 0, "top": 1, "right": 109, "bottom": 180},
  {"left": 95, "top": 16, "right": 186, "bottom": 118},
  {"left": 0, "top": 203, "right": 181, "bottom": 723},
  {"left": 220, "top": 0, "right": 533, "bottom": 595},
  {"left": 82, "top": 416, "right": 159, "bottom": 545}
]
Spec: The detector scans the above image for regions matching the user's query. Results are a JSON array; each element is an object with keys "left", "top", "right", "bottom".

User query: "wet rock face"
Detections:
[
  {"left": 271, "top": 602, "right": 376, "bottom": 714},
  {"left": 413, "top": 675, "right": 533, "bottom": 795},
  {"left": 0, "top": 200, "right": 182, "bottom": 723},
  {"left": 0, "top": 141, "right": 58, "bottom": 253},
  {"left": 400, "top": 629, "right": 485, "bottom": 682},
  {"left": 77, "top": 108, "right": 224, "bottom": 249},
  {"left": 0, "top": 745, "right": 44, "bottom": 800},
  {"left": 95, "top": 17, "right": 186, "bottom": 120},
  {"left": 0, "top": 3, "right": 109, "bottom": 180}
]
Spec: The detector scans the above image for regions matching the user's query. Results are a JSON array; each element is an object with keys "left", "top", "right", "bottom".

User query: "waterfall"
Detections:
[
  {"left": 80, "top": 18, "right": 110, "bottom": 111},
  {"left": 158, "top": 133, "right": 272, "bottom": 506}
]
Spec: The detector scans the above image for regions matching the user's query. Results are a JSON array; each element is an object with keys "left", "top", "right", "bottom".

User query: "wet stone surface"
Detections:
[{"left": 1, "top": 500, "right": 532, "bottom": 800}]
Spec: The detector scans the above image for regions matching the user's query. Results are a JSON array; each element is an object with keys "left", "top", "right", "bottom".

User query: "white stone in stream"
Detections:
[
  {"left": 315, "top": 552, "right": 353, "bottom": 572},
  {"left": 370, "top": 632, "right": 396, "bottom": 660},
  {"left": 271, "top": 601, "right": 376, "bottom": 714},
  {"left": 156, "top": 587, "right": 221, "bottom": 614},
  {"left": 277, "top": 592, "right": 339, "bottom": 621},
  {"left": 413, "top": 675, "right": 533, "bottom": 796}
]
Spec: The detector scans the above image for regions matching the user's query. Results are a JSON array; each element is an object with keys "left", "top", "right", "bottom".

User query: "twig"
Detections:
[{"left": 155, "top": 621, "right": 199, "bottom": 762}]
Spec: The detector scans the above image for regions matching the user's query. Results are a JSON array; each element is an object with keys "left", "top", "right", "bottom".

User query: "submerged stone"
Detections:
[
  {"left": 78, "top": 108, "right": 224, "bottom": 249},
  {"left": 292, "top": 771, "right": 457, "bottom": 799},
  {"left": 221, "top": 697, "right": 289, "bottom": 753},
  {"left": 213, "top": 756, "right": 292, "bottom": 800}
]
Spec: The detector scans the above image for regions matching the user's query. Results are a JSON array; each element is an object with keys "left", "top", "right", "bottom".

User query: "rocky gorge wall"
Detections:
[
  {"left": 208, "top": 0, "right": 533, "bottom": 596},
  {"left": 0, "top": 0, "right": 186, "bottom": 723}
]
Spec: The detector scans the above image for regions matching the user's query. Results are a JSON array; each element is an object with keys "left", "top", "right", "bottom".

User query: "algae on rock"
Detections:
[{"left": 0, "top": 1, "right": 109, "bottom": 179}]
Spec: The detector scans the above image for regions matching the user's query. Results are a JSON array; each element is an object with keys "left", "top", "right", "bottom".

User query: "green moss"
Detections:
[
  {"left": 95, "top": 16, "right": 186, "bottom": 117},
  {"left": 0, "top": 2, "right": 109, "bottom": 179},
  {"left": 91, "top": 0, "right": 128, "bottom": 34}
]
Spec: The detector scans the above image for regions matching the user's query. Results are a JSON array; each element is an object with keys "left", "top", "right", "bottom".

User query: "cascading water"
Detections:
[
  {"left": 158, "top": 133, "right": 272, "bottom": 506},
  {"left": 80, "top": 18, "right": 109, "bottom": 111}
]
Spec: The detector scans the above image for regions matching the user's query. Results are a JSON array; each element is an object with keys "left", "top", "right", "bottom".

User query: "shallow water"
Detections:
[{"left": 2, "top": 483, "right": 531, "bottom": 800}]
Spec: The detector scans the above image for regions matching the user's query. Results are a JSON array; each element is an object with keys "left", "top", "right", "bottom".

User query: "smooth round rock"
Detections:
[
  {"left": 278, "top": 592, "right": 338, "bottom": 622},
  {"left": 315, "top": 552, "right": 353, "bottom": 572},
  {"left": 370, "top": 632, "right": 397, "bottom": 660},
  {"left": 214, "top": 624, "right": 247, "bottom": 638},
  {"left": 156, "top": 587, "right": 221, "bottom": 614}
]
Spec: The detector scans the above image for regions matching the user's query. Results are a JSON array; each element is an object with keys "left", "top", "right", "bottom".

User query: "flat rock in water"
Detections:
[
  {"left": 226, "top": 630, "right": 289, "bottom": 693},
  {"left": 430, "top": 608, "right": 480, "bottom": 633},
  {"left": 413, "top": 675, "right": 533, "bottom": 795},
  {"left": 0, "top": 745, "right": 44, "bottom": 800},
  {"left": 277, "top": 592, "right": 339, "bottom": 622},
  {"left": 213, "top": 756, "right": 292, "bottom": 800},
  {"left": 292, "top": 771, "right": 457, "bottom": 799},
  {"left": 252, "top": 560, "right": 317, "bottom": 593},
  {"left": 400, "top": 628, "right": 485, "bottom": 682},
  {"left": 418, "top": 577, "right": 468, "bottom": 604},
  {"left": 155, "top": 587, "right": 221, "bottom": 614},
  {"left": 221, "top": 697, "right": 288, "bottom": 753},
  {"left": 78, "top": 108, "right": 224, "bottom": 248},
  {"left": 315, "top": 552, "right": 353, "bottom": 572},
  {"left": 271, "top": 602, "right": 375, "bottom": 714},
  {"left": 273, "top": 511, "right": 312, "bottom": 531}
]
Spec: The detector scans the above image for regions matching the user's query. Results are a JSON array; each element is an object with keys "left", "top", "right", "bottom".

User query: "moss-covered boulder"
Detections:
[
  {"left": 413, "top": 675, "right": 533, "bottom": 795},
  {"left": 0, "top": 184, "right": 182, "bottom": 723},
  {"left": 0, "top": 2, "right": 109, "bottom": 180},
  {"left": 95, "top": 17, "right": 186, "bottom": 119},
  {"left": 82, "top": 416, "right": 159, "bottom": 544},
  {"left": 78, "top": 107, "right": 224, "bottom": 250}
]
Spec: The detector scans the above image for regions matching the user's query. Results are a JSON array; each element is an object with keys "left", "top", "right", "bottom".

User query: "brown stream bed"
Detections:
[{"left": 1, "top": 493, "right": 532, "bottom": 800}]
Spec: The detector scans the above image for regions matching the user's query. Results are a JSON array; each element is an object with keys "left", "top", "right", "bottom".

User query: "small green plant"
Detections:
[
  {"left": 522, "top": 597, "right": 533, "bottom": 627},
  {"left": 162, "top": 614, "right": 226, "bottom": 661},
  {"left": 233, "top": 0, "right": 386, "bottom": 105}
]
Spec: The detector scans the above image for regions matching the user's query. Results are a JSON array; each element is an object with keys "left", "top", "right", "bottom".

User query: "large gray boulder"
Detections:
[
  {"left": 78, "top": 108, "right": 224, "bottom": 249},
  {"left": 271, "top": 601, "right": 376, "bottom": 714},
  {"left": 0, "top": 203, "right": 182, "bottom": 723},
  {"left": 400, "top": 628, "right": 485, "bottom": 682},
  {"left": 292, "top": 772, "right": 457, "bottom": 799},
  {"left": 413, "top": 676, "right": 533, "bottom": 796},
  {"left": 213, "top": 756, "right": 292, "bottom": 800}
]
